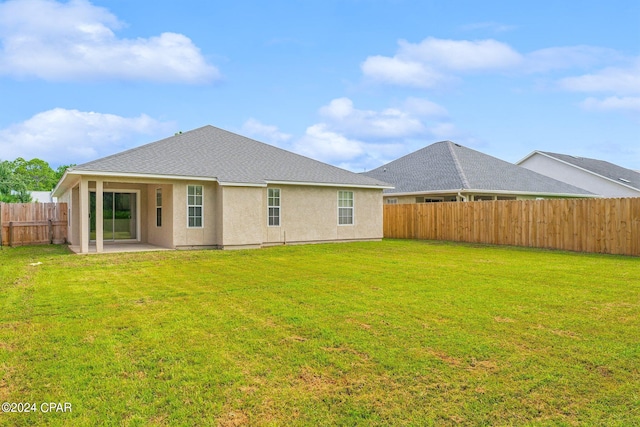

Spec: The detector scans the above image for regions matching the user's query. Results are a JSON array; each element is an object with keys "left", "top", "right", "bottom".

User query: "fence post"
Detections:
[
  {"left": 9, "top": 221, "right": 13, "bottom": 247},
  {"left": 49, "top": 219, "right": 53, "bottom": 244}
]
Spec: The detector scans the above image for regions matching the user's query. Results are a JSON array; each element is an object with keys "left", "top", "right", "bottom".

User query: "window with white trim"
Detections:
[
  {"left": 268, "top": 188, "right": 280, "bottom": 226},
  {"left": 156, "top": 188, "right": 162, "bottom": 227},
  {"left": 338, "top": 191, "right": 354, "bottom": 225},
  {"left": 187, "top": 185, "right": 203, "bottom": 228},
  {"left": 386, "top": 198, "right": 398, "bottom": 204}
]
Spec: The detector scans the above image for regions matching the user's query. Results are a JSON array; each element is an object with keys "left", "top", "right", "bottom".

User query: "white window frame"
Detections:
[
  {"left": 187, "top": 185, "right": 203, "bottom": 228},
  {"left": 156, "top": 188, "right": 162, "bottom": 227},
  {"left": 338, "top": 190, "right": 354, "bottom": 226},
  {"left": 268, "top": 188, "right": 281, "bottom": 227},
  {"left": 88, "top": 189, "right": 141, "bottom": 243}
]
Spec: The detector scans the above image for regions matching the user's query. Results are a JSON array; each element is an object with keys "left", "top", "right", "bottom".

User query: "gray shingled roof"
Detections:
[
  {"left": 71, "top": 125, "right": 389, "bottom": 187},
  {"left": 361, "top": 141, "right": 594, "bottom": 195},
  {"left": 539, "top": 151, "right": 640, "bottom": 191}
]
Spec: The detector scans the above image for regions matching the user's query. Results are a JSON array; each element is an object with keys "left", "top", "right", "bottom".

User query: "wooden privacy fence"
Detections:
[
  {"left": 384, "top": 198, "right": 640, "bottom": 256},
  {"left": 0, "top": 202, "right": 68, "bottom": 247}
]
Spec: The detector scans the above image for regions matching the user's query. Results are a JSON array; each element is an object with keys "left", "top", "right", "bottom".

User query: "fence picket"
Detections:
[
  {"left": 383, "top": 198, "right": 640, "bottom": 257},
  {"left": 1, "top": 203, "right": 68, "bottom": 247}
]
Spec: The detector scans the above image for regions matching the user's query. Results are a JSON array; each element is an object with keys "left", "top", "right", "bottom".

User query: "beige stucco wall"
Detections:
[
  {"left": 56, "top": 186, "right": 79, "bottom": 245},
  {"left": 146, "top": 184, "right": 174, "bottom": 248},
  {"left": 260, "top": 185, "right": 383, "bottom": 246},
  {"left": 173, "top": 184, "right": 384, "bottom": 249},
  {"left": 219, "top": 186, "right": 264, "bottom": 248},
  {"left": 172, "top": 181, "right": 219, "bottom": 248}
]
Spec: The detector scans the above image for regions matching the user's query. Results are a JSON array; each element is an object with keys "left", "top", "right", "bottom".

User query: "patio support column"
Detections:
[
  {"left": 79, "top": 177, "right": 89, "bottom": 254},
  {"left": 96, "top": 179, "right": 104, "bottom": 253}
]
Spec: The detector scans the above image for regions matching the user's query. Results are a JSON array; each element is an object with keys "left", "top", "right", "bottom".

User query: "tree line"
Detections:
[{"left": 0, "top": 158, "right": 74, "bottom": 203}]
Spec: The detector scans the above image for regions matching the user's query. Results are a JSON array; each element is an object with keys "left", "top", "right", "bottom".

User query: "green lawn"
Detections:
[{"left": 0, "top": 240, "right": 639, "bottom": 426}]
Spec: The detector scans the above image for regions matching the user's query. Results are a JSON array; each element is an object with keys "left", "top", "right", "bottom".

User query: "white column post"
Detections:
[
  {"left": 79, "top": 178, "right": 89, "bottom": 254},
  {"left": 96, "top": 179, "right": 103, "bottom": 253}
]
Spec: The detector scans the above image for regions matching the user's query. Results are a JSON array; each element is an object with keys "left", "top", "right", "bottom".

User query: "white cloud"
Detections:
[
  {"left": 294, "top": 124, "right": 365, "bottom": 164},
  {"left": 362, "top": 37, "right": 523, "bottom": 87},
  {"left": 317, "top": 97, "right": 442, "bottom": 140},
  {"left": 362, "top": 37, "right": 629, "bottom": 93},
  {"left": 241, "top": 119, "right": 292, "bottom": 144},
  {"left": 0, "top": 0, "right": 219, "bottom": 83},
  {"left": 0, "top": 108, "right": 174, "bottom": 165},
  {"left": 559, "top": 61, "right": 640, "bottom": 95},
  {"left": 291, "top": 97, "right": 458, "bottom": 171},
  {"left": 580, "top": 97, "right": 640, "bottom": 113},
  {"left": 361, "top": 56, "right": 446, "bottom": 88},
  {"left": 398, "top": 38, "right": 522, "bottom": 71},
  {"left": 293, "top": 124, "right": 417, "bottom": 172}
]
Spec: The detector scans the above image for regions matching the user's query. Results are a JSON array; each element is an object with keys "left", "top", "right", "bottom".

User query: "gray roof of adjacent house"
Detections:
[
  {"left": 361, "top": 141, "right": 594, "bottom": 196},
  {"left": 530, "top": 151, "right": 640, "bottom": 191},
  {"left": 69, "top": 125, "right": 390, "bottom": 188}
]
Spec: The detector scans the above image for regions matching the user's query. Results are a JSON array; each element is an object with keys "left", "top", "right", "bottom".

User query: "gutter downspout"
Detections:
[{"left": 457, "top": 192, "right": 467, "bottom": 202}]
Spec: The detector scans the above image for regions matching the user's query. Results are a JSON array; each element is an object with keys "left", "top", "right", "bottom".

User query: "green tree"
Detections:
[
  {"left": 0, "top": 160, "right": 12, "bottom": 195},
  {"left": 55, "top": 164, "right": 75, "bottom": 183},
  {"left": 11, "top": 158, "right": 58, "bottom": 191},
  {"left": 0, "top": 160, "right": 31, "bottom": 203}
]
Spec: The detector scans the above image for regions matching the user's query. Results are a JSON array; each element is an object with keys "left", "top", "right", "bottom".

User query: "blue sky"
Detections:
[{"left": 0, "top": 0, "right": 638, "bottom": 171}]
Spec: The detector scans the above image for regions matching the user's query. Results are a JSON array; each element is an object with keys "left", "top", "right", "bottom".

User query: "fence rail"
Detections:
[
  {"left": 0, "top": 202, "right": 68, "bottom": 247},
  {"left": 384, "top": 198, "right": 640, "bottom": 256}
]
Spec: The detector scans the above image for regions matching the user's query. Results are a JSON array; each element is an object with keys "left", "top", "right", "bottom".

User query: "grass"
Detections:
[{"left": 0, "top": 240, "right": 639, "bottom": 426}]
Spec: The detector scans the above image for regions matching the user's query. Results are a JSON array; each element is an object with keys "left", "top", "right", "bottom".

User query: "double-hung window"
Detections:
[
  {"left": 338, "top": 191, "right": 354, "bottom": 225},
  {"left": 156, "top": 188, "right": 162, "bottom": 227},
  {"left": 187, "top": 185, "right": 203, "bottom": 228},
  {"left": 268, "top": 188, "right": 280, "bottom": 226}
]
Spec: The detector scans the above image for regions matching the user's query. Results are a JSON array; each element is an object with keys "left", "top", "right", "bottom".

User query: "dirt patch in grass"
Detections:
[
  {"left": 494, "top": 316, "right": 516, "bottom": 323},
  {"left": 296, "top": 367, "right": 339, "bottom": 393},
  {"left": 428, "top": 349, "right": 463, "bottom": 367},
  {"left": 218, "top": 410, "right": 249, "bottom": 427},
  {"left": 550, "top": 329, "right": 581, "bottom": 339}
]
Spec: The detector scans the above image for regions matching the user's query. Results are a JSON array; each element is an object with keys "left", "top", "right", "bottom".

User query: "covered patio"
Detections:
[
  {"left": 68, "top": 241, "right": 172, "bottom": 254},
  {"left": 55, "top": 175, "right": 177, "bottom": 254}
]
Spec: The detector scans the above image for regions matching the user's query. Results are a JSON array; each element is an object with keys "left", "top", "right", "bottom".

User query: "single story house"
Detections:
[
  {"left": 517, "top": 151, "right": 640, "bottom": 198},
  {"left": 361, "top": 141, "right": 594, "bottom": 204},
  {"left": 52, "top": 125, "right": 392, "bottom": 253}
]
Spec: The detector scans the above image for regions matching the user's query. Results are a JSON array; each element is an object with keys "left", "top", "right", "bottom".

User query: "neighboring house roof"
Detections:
[
  {"left": 361, "top": 141, "right": 594, "bottom": 196},
  {"left": 61, "top": 125, "right": 391, "bottom": 189},
  {"left": 518, "top": 151, "right": 640, "bottom": 192}
]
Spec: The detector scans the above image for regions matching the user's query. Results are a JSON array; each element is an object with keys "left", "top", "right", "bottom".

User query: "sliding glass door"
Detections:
[{"left": 90, "top": 192, "right": 137, "bottom": 241}]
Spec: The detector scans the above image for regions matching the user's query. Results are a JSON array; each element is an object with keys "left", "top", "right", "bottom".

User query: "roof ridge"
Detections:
[{"left": 447, "top": 141, "right": 470, "bottom": 188}]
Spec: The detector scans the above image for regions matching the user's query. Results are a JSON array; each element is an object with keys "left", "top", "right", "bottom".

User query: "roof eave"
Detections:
[
  {"left": 515, "top": 150, "right": 540, "bottom": 165},
  {"left": 62, "top": 169, "right": 219, "bottom": 182},
  {"left": 265, "top": 179, "right": 394, "bottom": 189},
  {"left": 52, "top": 170, "right": 393, "bottom": 192},
  {"left": 384, "top": 188, "right": 597, "bottom": 198}
]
